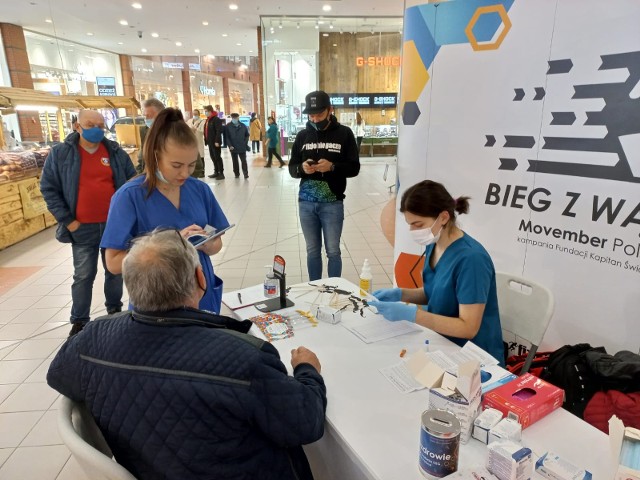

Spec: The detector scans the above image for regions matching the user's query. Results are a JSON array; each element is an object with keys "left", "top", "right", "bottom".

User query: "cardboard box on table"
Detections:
[
  {"left": 481, "top": 373, "right": 564, "bottom": 429},
  {"left": 407, "top": 351, "right": 481, "bottom": 443}
]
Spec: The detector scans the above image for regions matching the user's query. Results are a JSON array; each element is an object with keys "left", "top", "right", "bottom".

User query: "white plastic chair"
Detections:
[
  {"left": 58, "top": 396, "right": 137, "bottom": 480},
  {"left": 496, "top": 272, "right": 554, "bottom": 374}
]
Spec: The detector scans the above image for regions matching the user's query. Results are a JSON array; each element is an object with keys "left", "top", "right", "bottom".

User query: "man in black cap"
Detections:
[{"left": 288, "top": 90, "right": 360, "bottom": 281}]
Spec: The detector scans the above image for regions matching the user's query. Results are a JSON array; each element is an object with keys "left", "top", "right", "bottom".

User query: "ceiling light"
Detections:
[
  {"left": 315, "top": 21, "right": 319, "bottom": 30},
  {"left": 202, "top": 21, "right": 209, "bottom": 26},
  {"left": 332, "top": 43, "right": 337, "bottom": 47},
  {"left": 119, "top": 20, "right": 128, "bottom": 26},
  {"left": 141, "top": 48, "right": 147, "bottom": 52},
  {"left": 329, "top": 23, "right": 334, "bottom": 29},
  {"left": 175, "top": 41, "right": 182, "bottom": 46},
  {"left": 278, "top": 21, "right": 283, "bottom": 29},
  {"left": 195, "top": 48, "right": 200, "bottom": 53},
  {"left": 318, "top": 21, "right": 325, "bottom": 25},
  {"left": 296, "top": 22, "right": 300, "bottom": 29},
  {"left": 222, "top": 33, "right": 228, "bottom": 37},
  {"left": 151, "top": 32, "right": 159, "bottom": 38},
  {"left": 236, "top": 43, "right": 242, "bottom": 46},
  {"left": 249, "top": 50, "right": 253, "bottom": 53},
  {"left": 45, "top": 18, "right": 52, "bottom": 23},
  {"left": 229, "top": 3, "right": 238, "bottom": 10},
  {"left": 131, "top": 2, "right": 142, "bottom": 8},
  {"left": 86, "top": 32, "right": 94, "bottom": 36},
  {"left": 118, "top": 42, "right": 124, "bottom": 45},
  {"left": 323, "top": 4, "right": 332, "bottom": 12},
  {"left": 322, "top": 33, "right": 329, "bottom": 37}
]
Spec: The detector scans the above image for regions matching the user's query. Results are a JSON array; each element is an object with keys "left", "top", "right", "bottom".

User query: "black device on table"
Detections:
[{"left": 255, "top": 255, "right": 295, "bottom": 312}]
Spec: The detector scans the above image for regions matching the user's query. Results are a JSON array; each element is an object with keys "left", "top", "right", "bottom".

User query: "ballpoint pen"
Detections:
[{"left": 237, "top": 292, "right": 242, "bottom": 304}]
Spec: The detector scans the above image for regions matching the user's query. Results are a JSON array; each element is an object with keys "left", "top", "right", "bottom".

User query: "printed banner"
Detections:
[{"left": 398, "top": 0, "right": 640, "bottom": 352}]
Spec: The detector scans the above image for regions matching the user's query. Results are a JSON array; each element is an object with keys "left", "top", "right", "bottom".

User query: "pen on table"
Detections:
[{"left": 237, "top": 292, "right": 242, "bottom": 304}]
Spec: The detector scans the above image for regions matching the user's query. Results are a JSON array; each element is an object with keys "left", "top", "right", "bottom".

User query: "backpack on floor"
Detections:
[
  {"left": 540, "top": 343, "right": 606, "bottom": 419},
  {"left": 506, "top": 351, "right": 551, "bottom": 377}
]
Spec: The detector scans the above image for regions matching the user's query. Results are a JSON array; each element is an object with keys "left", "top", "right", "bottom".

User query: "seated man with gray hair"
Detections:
[{"left": 47, "top": 228, "right": 327, "bottom": 480}]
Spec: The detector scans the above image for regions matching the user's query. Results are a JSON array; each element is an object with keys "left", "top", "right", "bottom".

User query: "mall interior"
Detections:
[{"left": 0, "top": 0, "right": 638, "bottom": 479}]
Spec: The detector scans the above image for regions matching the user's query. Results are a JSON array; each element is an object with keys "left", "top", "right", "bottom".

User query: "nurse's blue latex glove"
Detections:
[
  {"left": 372, "top": 288, "right": 402, "bottom": 302},
  {"left": 369, "top": 300, "right": 417, "bottom": 322}
]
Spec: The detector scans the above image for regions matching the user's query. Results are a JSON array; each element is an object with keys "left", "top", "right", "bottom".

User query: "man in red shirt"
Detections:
[{"left": 41, "top": 110, "right": 136, "bottom": 336}]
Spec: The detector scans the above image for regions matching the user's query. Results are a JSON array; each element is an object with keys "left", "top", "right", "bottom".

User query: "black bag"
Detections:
[{"left": 540, "top": 343, "right": 606, "bottom": 419}]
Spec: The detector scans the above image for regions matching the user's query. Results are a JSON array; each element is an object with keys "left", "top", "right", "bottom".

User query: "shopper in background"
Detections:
[
  {"left": 137, "top": 98, "right": 165, "bottom": 173},
  {"left": 249, "top": 112, "right": 263, "bottom": 154},
  {"left": 204, "top": 104, "right": 224, "bottom": 179},
  {"left": 101, "top": 108, "right": 230, "bottom": 313},
  {"left": 289, "top": 90, "right": 360, "bottom": 281},
  {"left": 225, "top": 113, "right": 250, "bottom": 179},
  {"left": 48, "top": 229, "right": 326, "bottom": 480},
  {"left": 186, "top": 109, "right": 205, "bottom": 178},
  {"left": 40, "top": 110, "right": 136, "bottom": 337},
  {"left": 265, "top": 116, "right": 285, "bottom": 168},
  {"left": 352, "top": 111, "right": 366, "bottom": 152},
  {"left": 369, "top": 180, "right": 504, "bottom": 364}
]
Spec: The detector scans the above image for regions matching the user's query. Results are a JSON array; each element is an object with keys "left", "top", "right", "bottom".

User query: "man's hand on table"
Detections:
[{"left": 291, "top": 346, "right": 321, "bottom": 373}]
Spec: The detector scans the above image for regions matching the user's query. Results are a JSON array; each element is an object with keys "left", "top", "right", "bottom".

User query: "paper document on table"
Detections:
[
  {"left": 222, "top": 284, "right": 267, "bottom": 310},
  {"left": 426, "top": 350, "right": 459, "bottom": 371},
  {"left": 343, "top": 318, "right": 421, "bottom": 344},
  {"left": 379, "top": 362, "right": 427, "bottom": 394},
  {"left": 449, "top": 342, "right": 500, "bottom": 368}
]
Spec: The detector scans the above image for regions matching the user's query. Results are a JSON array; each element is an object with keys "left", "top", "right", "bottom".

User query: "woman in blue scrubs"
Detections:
[
  {"left": 369, "top": 180, "right": 504, "bottom": 364},
  {"left": 101, "top": 108, "right": 229, "bottom": 313}
]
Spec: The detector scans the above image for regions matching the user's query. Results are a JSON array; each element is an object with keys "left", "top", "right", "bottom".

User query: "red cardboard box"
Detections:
[{"left": 481, "top": 373, "right": 564, "bottom": 429}]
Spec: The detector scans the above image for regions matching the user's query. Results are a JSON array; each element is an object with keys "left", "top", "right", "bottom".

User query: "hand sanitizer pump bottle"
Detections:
[
  {"left": 359, "top": 259, "right": 373, "bottom": 296},
  {"left": 263, "top": 266, "right": 278, "bottom": 298}
]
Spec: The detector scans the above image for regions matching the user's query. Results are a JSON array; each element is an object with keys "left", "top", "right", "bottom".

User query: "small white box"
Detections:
[
  {"left": 443, "top": 466, "right": 499, "bottom": 478},
  {"left": 315, "top": 306, "right": 342, "bottom": 324},
  {"left": 535, "top": 452, "right": 592, "bottom": 480},
  {"left": 473, "top": 408, "right": 504, "bottom": 444},
  {"left": 489, "top": 418, "right": 522, "bottom": 444},
  {"left": 487, "top": 441, "right": 532, "bottom": 480}
]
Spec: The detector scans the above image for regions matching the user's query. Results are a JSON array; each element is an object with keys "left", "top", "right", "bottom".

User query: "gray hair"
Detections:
[
  {"left": 123, "top": 229, "right": 200, "bottom": 311},
  {"left": 142, "top": 98, "right": 165, "bottom": 112}
]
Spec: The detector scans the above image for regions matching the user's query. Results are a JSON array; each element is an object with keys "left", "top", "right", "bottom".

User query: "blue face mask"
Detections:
[
  {"left": 231, "top": 119, "right": 239, "bottom": 125},
  {"left": 81, "top": 126, "right": 104, "bottom": 143},
  {"left": 145, "top": 119, "right": 154, "bottom": 128},
  {"left": 154, "top": 153, "right": 170, "bottom": 184}
]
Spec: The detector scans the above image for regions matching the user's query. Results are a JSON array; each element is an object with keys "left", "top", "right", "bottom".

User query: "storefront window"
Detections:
[
  {"left": 189, "top": 72, "right": 224, "bottom": 113},
  {"left": 25, "top": 31, "right": 123, "bottom": 97},
  {"left": 131, "top": 57, "right": 185, "bottom": 112},
  {"left": 261, "top": 17, "right": 402, "bottom": 154},
  {"left": 227, "top": 79, "right": 254, "bottom": 115}
]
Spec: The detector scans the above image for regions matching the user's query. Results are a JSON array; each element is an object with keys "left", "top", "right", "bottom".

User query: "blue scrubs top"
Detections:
[
  {"left": 422, "top": 233, "right": 504, "bottom": 365},
  {"left": 101, "top": 176, "right": 229, "bottom": 313}
]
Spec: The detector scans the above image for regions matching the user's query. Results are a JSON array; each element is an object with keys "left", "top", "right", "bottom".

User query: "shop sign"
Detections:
[
  {"left": 189, "top": 63, "right": 201, "bottom": 71},
  {"left": 19, "top": 178, "right": 48, "bottom": 219},
  {"left": 199, "top": 85, "right": 216, "bottom": 96},
  {"left": 162, "top": 62, "right": 184, "bottom": 69},
  {"left": 328, "top": 93, "right": 398, "bottom": 108},
  {"left": 96, "top": 76, "right": 116, "bottom": 96},
  {"left": 356, "top": 56, "right": 402, "bottom": 67}
]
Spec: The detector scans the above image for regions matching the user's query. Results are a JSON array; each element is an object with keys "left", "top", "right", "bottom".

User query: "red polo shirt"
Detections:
[{"left": 75, "top": 143, "right": 115, "bottom": 223}]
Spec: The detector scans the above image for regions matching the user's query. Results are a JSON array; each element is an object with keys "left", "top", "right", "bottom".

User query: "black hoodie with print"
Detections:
[{"left": 288, "top": 115, "right": 360, "bottom": 202}]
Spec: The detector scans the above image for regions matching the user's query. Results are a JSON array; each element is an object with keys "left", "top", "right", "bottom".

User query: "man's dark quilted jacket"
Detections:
[{"left": 47, "top": 309, "right": 327, "bottom": 479}]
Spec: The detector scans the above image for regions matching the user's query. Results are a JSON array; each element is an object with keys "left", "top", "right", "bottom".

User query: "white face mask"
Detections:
[
  {"left": 155, "top": 153, "right": 170, "bottom": 184},
  {"left": 410, "top": 216, "right": 442, "bottom": 246}
]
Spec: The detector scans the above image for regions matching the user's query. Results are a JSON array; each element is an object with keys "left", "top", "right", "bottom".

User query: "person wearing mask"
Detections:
[
  {"left": 264, "top": 116, "right": 285, "bottom": 168},
  {"left": 249, "top": 112, "right": 263, "bottom": 154},
  {"left": 40, "top": 110, "right": 136, "bottom": 337},
  {"left": 101, "top": 108, "right": 230, "bottom": 313},
  {"left": 225, "top": 113, "right": 250, "bottom": 179},
  {"left": 352, "top": 111, "right": 366, "bottom": 153},
  {"left": 48, "top": 228, "right": 326, "bottom": 480},
  {"left": 289, "top": 90, "right": 360, "bottom": 281},
  {"left": 186, "top": 109, "right": 205, "bottom": 178},
  {"left": 137, "top": 98, "right": 165, "bottom": 173},
  {"left": 203, "top": 105, "right": 224, "bottom": 179},
  {"left": 369, "top": 180, "right": 504, "bottom": 364}
]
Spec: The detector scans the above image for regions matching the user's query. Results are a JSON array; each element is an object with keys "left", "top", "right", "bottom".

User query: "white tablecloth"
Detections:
[{"left": 227, "top": 277, "right": 612, "bottom": 480}]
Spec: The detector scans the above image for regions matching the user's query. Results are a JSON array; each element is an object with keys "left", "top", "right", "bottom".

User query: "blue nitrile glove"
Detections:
[
  {"left": 372, "top": 288, "right": 402, "bottom": 302},
  {"left": 369, "top": 300, "right": 417, "bottom": 322}
]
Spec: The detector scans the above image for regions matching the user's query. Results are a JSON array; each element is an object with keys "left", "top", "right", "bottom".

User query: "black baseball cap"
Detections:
[{"left": 302, "top": 90, "right": 331, "bottom": 114}]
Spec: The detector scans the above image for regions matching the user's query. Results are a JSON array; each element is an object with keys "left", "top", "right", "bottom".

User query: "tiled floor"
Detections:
[{"left": 0, "top": 150, "right": 397, "bottom": 479}]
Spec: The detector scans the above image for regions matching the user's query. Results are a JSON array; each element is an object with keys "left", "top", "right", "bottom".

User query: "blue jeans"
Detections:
[
  {"left": 299, "top": 200, "right": 344, "bottom": 281},
  {"left": 70, "top": 223, "right": 123, "bottom": 324}
]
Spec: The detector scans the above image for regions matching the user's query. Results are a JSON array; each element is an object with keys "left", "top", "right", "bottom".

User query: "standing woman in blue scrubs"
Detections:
[
  {"left": 369, "top": 180, "right": 504, "bottom": 364},
  {"left": 101, "top": 108, "right": 230, "bottom": 313}
]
